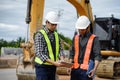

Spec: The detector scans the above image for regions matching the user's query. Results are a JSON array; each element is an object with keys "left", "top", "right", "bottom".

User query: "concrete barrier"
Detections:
[
  {"left": 0, "top": 47, "right": 23, "bottom": 68},
  {"left": 1, "top": 47, "right": 23, "bottom": 57}
]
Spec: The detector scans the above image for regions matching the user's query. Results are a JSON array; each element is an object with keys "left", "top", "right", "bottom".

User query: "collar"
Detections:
[
  {"left": 43, "top": 26, "right": 54, "bottom": 34},
  {"left": 80, "top": 32, "right": 91, "bottom": 38}
]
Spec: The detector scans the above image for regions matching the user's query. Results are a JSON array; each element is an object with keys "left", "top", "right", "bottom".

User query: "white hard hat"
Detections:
[
  {"left": 75, "top": 16, "right": 90, "bottom": 29},
  {"left": 45, "top": 11, "right": 59, "bottom": 24}
]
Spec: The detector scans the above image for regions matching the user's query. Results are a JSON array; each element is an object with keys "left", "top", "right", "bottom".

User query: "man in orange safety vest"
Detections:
[{"left": 69, "top": 16, "right": 102, "bottom": 80}]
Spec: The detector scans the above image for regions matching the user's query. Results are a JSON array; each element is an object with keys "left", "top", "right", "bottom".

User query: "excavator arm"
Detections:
[
  {"left": 16, "top": 1, "right": 45, "bottom": 80},
  {"left": 26, "top": 0, "right": 45, "bottom": 43},
  {"left": 29, "top": 0, "right": 44, "bottom": 43},
  {"left": 67, "top": 0, "right": 93, "bottom": 23},
  {"left": 21, "top": 0, "right": 45, "bottom": 62},
  {"left": 67, "top": 0, "right": 94, "bottom": 32}
]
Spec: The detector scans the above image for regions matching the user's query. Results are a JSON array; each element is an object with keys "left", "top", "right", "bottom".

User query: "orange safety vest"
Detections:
[{"left": 72, "top": 34, "right": 95, "bottom": 70}]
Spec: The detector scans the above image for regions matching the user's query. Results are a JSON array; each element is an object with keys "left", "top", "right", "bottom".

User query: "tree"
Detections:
[{"left": 0, "top": 37, "right": 25, "bottom": 54}]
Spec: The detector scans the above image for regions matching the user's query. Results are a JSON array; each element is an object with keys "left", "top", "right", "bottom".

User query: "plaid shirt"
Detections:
[{"left": 34, "top": 26, "right": 64, "bottom": 62}]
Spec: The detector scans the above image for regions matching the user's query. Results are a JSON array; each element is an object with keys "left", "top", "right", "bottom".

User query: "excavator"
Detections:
[{"left": 16, "top": 0, "right": 120, "bottom": 80}]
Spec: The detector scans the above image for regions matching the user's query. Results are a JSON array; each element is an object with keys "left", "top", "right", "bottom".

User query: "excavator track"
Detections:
[{"left": 96, "top": 59, "right": 120, "bottom": 79}]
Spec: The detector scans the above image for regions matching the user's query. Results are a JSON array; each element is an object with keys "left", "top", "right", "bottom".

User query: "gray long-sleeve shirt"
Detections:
[
  {"left": 69, "top": 32, "right": 102, "bottom": 64},
  {"left": 34, "top": 26, "right": 64, "bottom": 62}
]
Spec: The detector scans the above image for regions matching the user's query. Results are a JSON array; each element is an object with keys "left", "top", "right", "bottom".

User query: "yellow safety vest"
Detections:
[{"left": 35, "top": 29, "right": 59, "bottom": 65}]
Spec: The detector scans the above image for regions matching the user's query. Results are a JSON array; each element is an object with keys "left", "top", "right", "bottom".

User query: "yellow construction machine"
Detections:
[
  {"left": 94, "top": 16, "right": 120, "bottom": 79},
  {"left": 16, "top": 0, "right": 120, "bottom": 80}
]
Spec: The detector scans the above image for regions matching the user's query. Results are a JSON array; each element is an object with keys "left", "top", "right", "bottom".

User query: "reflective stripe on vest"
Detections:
[
  {"left": 35, "top": 29, "right": 59, "bottom": 65},
  {"left": 72, "top": 34, "right": 95, "bottom": 70}
]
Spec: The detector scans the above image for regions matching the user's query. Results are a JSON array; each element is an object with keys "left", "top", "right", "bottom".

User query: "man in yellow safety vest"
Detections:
[{"left": 34, "top": 11, "right": 65, "bottom": 80}]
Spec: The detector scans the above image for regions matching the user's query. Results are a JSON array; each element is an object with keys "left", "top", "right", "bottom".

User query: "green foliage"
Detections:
[
  {"left": 0, "top": 33, "right": 72, "bottom": 54},
  {"left": 59, "top": 33, "right": 72, "bottom": 50}
]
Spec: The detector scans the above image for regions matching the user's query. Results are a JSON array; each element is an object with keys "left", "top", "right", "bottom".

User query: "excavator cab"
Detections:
[{"left": 93, "top": 16, "right": 120, "bottom": 52}]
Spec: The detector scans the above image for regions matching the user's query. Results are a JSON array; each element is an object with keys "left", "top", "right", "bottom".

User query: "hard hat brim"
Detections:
[
  {"left": 76, "top": 26, "right": 88, "bottom": 29},
  {"left": 49, "top": 21, "right": 59, "bottom": 24}
]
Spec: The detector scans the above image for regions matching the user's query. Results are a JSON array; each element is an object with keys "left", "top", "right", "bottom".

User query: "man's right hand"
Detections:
[{"left": 53, "top": 61, "right": 64, "bottom": 67}]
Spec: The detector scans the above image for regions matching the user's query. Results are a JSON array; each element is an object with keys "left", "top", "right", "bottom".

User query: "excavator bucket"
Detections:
[{"left": 16, "top": 56, "right": 36, "bottom": 80}]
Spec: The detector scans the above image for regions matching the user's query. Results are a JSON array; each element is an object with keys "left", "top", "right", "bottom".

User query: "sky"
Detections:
[{"left": 0, "top": 0, "right": 120, "bottom": 41}]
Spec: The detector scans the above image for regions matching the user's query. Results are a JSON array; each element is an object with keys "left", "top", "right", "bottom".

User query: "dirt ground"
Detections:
[{"left": 58, "top": 75, "right": 115, "bottom": 80}]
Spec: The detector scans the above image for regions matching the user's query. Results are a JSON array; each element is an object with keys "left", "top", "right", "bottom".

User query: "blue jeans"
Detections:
[
  {"left": 35, "top": 63, "right": 56, "bottom": 80},
  {"left": 70, "top": 68, "right": 93, "bottom": 80}
]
